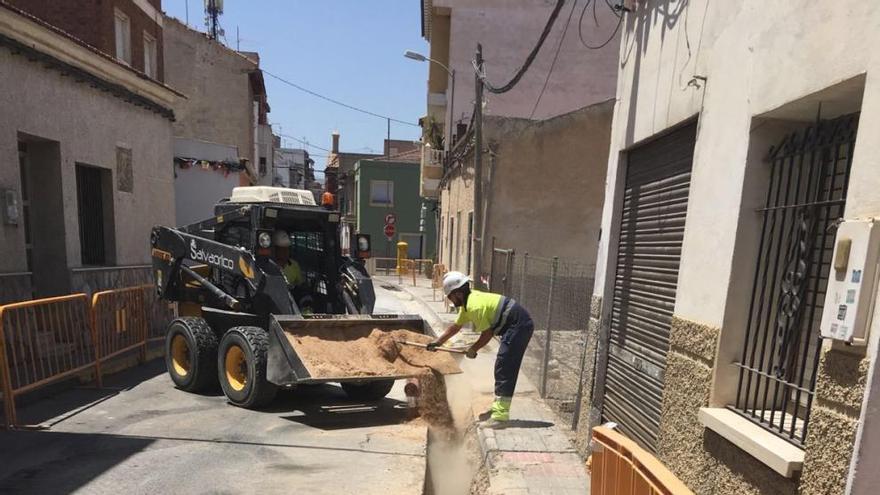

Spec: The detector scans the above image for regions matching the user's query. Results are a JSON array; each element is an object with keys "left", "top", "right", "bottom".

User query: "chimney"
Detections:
[{"left": 331, "top": 131, "right": 340, "bottom": 154}]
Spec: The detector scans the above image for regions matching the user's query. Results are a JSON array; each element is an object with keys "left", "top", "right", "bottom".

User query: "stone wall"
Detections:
[
  {"left": 799, "top": 349, "right": 869, "bottom": 494},
  {"left": 574, "top": 294, "right": 603, "bottom": 455},
  {"left": 656, "top": 317, "right": 798, "bottom": 495}
]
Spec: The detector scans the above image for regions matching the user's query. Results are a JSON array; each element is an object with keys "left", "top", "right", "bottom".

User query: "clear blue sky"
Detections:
[{"left": 162, "top": 1, "right": 428, "bottom": 171}]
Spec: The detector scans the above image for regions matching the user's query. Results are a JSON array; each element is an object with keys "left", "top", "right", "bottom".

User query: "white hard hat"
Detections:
[
  {"left": 442, "top": 271, "right": 470, "bottom": 296},
  {"left": 273, "top": 230, "right": 291, "bottom": 247}
]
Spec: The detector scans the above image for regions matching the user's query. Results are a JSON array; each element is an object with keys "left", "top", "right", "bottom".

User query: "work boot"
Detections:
[
  {"left": 477, "top": 409, "right": 493, "bottom": 421},
  {"left": 479, "top": 417, "right": 508, "bottom": 429},
  {"left": 488, "top": 396, "right": 511, "bottom": 421}
]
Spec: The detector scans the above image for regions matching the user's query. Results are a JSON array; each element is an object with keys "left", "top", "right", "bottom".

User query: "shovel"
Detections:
[{"left": 396, "top": 340, "right": 469, "bottom": 355}]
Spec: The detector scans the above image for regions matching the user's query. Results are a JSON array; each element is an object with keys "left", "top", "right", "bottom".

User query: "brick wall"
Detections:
[{"left": 7, "top": 0, "right": 164, "bottom": 81}]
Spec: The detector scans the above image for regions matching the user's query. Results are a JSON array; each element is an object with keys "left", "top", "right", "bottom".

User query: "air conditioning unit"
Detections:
[{"left": 228, "top": 186, "right": 317, "bottom": 206}]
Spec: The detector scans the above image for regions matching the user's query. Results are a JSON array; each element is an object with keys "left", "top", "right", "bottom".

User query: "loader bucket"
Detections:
[{"left": 266, "top": 314, "right": 462, "bottom": 386}]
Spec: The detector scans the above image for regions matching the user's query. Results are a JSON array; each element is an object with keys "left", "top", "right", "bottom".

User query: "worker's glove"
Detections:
[
  {"left": 466, "top": 348, "right": 478, "bottom": 359},
  {"left": 426, "top": 342, "right": 440, "bottom": 352}
]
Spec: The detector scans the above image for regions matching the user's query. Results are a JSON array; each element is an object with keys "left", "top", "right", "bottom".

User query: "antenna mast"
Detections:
[{"left": 205, "top": 0, "right": 224, "bottom": 40}]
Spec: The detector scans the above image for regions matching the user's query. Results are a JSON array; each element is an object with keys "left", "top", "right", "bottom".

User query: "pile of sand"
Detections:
[{"left": 288, "top": 328, "right": 462, "bottom": 379}]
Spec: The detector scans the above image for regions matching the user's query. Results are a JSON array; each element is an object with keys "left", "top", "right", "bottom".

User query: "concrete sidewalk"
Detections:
[{"left": 375, "top": 275, "right": 589, "bottom": 495}]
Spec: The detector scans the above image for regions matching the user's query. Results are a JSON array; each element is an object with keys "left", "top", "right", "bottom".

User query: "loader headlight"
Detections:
[{"left": 258, "top": 232, "right": 272, "bottom": 248}]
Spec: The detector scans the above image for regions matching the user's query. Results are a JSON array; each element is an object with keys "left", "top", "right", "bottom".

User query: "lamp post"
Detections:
[{"left": 404, "top": 50, "right": 455, "bottom": 151}]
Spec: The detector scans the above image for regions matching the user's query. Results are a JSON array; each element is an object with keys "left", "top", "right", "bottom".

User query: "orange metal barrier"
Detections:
[
  {"left": 0, "top": 294, "right": 96, "bottom": 427},
  {"left": 92, "top": 286, "right": 149, "bottom": 383},
  {"left": 432, "top": 264, "right": 447, "bottom": 301},
  {"left": 142, "top": 285, "right": 174, "bottom": 342},
  {"left": 0, "top": 286, "right": 175, "bottom": 428},
  {"left": 590, "top": 426, "right": 694, "bottom": 495}
]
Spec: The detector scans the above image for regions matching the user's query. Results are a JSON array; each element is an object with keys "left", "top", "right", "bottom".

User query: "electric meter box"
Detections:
[{"left": 820, "top": 219, "right": 880, "bottom": 345}]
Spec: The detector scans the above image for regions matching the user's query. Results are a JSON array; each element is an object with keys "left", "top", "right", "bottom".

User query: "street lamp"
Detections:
[{"left": 404, "top": 49, "right": 455, "bottom": 151}]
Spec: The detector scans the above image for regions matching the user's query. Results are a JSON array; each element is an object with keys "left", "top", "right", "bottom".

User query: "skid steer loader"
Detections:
[{"left": 150, "top": 187, "right": 434, "bottom": 408}]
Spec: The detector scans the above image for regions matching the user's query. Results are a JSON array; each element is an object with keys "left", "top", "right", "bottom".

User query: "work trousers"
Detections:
[{"left": 494, "top": 302, "right": 534, "bottom": 398}]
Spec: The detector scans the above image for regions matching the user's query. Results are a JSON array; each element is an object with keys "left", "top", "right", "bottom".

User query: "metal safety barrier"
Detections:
[
  {"left": 92, "top": 286, "right": 149, "bottom": 383},
  {"left": 0, "top": 286, "right": 175, "bottom": 428},
  {"left": 590, "top": 426, "right": 693, "bottom": 495},
  {"left": 0, "top": 294, "right": 96, "bottom": 427}
]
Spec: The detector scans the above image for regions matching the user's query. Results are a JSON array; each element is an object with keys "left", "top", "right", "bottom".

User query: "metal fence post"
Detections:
[
  {"left": 519, "top": 253, "right": 529, "bottom": 306},
  {"left": 540, "top": 257, "right": 558, "bottom": 398},
  {"left": 504, "top": 249, "right": 515, "bottom": 296},
  {"left": 0, "top": 311, "right": 17, "bottom": 428},
  {"left": 488, "top": 237, "right": 496, "bottom": 292}
]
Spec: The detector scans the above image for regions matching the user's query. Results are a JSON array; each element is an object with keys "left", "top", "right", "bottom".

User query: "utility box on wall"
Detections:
[
  {"left": 820, "top": 219, "right": 880, "bottom": 345},
  {"left": 2, "top": 188, "right": 19, "bottom": 226}
]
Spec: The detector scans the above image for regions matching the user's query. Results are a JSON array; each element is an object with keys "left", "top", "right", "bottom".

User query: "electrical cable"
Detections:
[
  {"left": 577, "top": 0, "right": 624, "bottom": 50},
  {"left": 529, "top": 0, "right": 578, "bottom": 119},
  {"left": 263, "top": 70, "right": 419, "bottom": 127},
  {"left": 276, "top": 132, "right": 333, "bottom": 153},
  {"left": 477, "top": 0, "right": 567, "bottom": 95}
]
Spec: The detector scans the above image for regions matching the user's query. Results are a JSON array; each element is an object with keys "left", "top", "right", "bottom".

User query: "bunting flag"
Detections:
[{"left": 174, "top": 156, "right": 245, "bottom": 177}]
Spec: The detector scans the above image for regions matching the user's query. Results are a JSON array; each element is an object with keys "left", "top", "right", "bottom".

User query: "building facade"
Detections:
[
  {"left": 353, "top": 160, "right": 437, "bottom": 261},
  {"left": 163, "top": 18, "right": 270, "bottom": 225},
  {"left": 274, "top": 148, "right": 314, "bottom": 189},
  {"left": 418, "top": 0, "right": 620, "bottom": 198},
  {"left": 584, "top": 2, "right": 880, "bottom": 494},
  {"left": 0, "top": 1, "right": 178, "bottom": 301},
  {"left": 7, "top": 0, "right": 165, "bottom": 81},
  {"left": 439, "top": 100, "right": 614, "bottom": 274},
  {"left": 422, "top": 0, "right": 620, "bottom": 277}
]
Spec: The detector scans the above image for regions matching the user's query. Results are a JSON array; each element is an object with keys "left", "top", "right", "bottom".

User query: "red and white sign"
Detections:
[
  {"left": 384, "top": 213, "right": 397, "bottom": 225},
  {"left": 384, "top": 224, "right": 396, "bottom": 240}
]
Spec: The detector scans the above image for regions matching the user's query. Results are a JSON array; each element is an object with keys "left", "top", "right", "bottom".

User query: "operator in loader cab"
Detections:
[
  {"left": 272, "top": 230, "right": 313, "bottom": 313},
  {"left": 427, "top": 271, "right": 534, "bottom": 428}
]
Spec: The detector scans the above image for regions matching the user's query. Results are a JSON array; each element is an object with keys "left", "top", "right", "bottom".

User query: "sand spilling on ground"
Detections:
[{"left": 287, "top": 328, "right": 461, "bottom": 379}]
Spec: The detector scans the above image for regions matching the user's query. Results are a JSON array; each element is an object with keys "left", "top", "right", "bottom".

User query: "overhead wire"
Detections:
[
  {"left": 476, "top": 0, "right": 567, "bottom": 95},
  {"left": 276, "top": 132, "right": 332, "bottom": 153},
  {"left": 263, "top": 70, "right": 419, "bottom": 127},
  {"left": 529, "top": 0, "right": 579, "bottom": 119},
  {"left": 577, "top": 0, "right": 624, "bottom": 50}
]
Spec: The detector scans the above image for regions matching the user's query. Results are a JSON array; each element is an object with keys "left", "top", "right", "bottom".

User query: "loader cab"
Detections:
[{"left": 213, "top": 191, "right": 346, "bottom": 314}]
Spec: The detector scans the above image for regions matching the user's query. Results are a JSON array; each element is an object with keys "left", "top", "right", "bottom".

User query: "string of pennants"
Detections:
[{"left": 173, "top": 156, "right": 246, "bottom": 177}]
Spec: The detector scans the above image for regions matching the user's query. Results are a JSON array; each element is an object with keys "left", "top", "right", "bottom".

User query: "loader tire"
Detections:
[
  {"left": 342, "top": 380, "right": 395, "bottom": 401},
  {"left": 218, "top": 326, "right": 277, "bottom": 408},
  {"left": 165, "top": 317, "right": 218, "bottom": 392}
]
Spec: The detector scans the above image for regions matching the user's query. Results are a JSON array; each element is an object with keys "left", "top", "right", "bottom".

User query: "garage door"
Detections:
[{"left": 601, "top": 122, "right": 696, "bottom": 452}]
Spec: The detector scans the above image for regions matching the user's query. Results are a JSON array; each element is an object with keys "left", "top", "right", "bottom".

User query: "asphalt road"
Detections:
[{"left": 0, "top": 285, "right": 427, "bottom": 495}]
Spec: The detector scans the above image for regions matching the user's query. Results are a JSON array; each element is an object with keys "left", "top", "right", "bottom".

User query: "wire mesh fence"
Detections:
[{"left": 489, "top": 248, "right": 595, "bottom": 429}]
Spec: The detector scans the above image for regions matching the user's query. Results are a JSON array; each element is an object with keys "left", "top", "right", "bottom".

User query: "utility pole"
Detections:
[{"left": 473, "top": 44, "right": 484, "bottom": 286}]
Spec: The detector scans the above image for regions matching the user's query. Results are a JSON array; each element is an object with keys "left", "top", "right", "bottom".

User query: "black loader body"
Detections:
[{"left": 150, "top": 190, "right": 427, "bottom": 407}]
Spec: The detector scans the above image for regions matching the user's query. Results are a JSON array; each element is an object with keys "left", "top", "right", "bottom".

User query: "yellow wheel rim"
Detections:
[
  {"left": 171, "top": 334, "right": 190, "bottom": 377},
  {"left": 225, "top": 345, "right": 247, "bottom": 392}
]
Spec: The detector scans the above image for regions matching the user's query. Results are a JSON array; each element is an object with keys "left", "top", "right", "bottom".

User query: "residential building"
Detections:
[
  {"left": 274, "top": 148, "right": 315, "bottom": 189},
  {"left": 418, "top": 0, "right": 619, "bottom": 198},
  {"left": 6, "top": 0, "right": 165, "bottom": 80},
  {"left": 0, "top": 0, "right": 179, "bottom": 302},
  {"left": 383, "top": 139, "right": 421, "bottom": 162},
  {"left": 442, "top": 101, "right": 614, "bottom": 275},
  {"left": 420, "top": 0, "right": 619, "bottom": 275},
  {"left": 350, "top": 159, "right": 437, "bottom": 260},
  {"left": 163, "top": 18, "right": 271, "bottom": 226},
  {"left": 583, "top": 2, "right": 880, "bottom": 495},
  {"left": 324, "top": 132, "right": 383, "bottom": 225}
]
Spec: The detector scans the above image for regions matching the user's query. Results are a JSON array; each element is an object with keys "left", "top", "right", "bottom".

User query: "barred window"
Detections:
[{"left": 733, "top": 113, "right": 859, "bottom": 446}]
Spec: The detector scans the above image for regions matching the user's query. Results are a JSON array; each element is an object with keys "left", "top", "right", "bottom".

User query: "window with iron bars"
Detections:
[{"left": 733, "top": 112, "right": 859, "bottom": 446}]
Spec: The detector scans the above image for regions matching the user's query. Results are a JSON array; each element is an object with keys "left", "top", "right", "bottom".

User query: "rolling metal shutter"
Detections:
[{"left": 602, "top": 122, "right": 696, "bottom": 452}]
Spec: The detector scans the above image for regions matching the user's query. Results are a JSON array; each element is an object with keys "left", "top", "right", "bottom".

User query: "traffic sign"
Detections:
[
  {"left": 384, "top": 213, "right": 397, "bottom": 226},
  {"left": 384, "top": 224, "right": 395, "bottom": 240}
]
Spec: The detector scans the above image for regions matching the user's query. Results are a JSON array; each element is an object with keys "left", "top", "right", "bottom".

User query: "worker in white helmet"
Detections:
[{"left": 427, "top": 271, "right": 534, "bottom": 428}]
